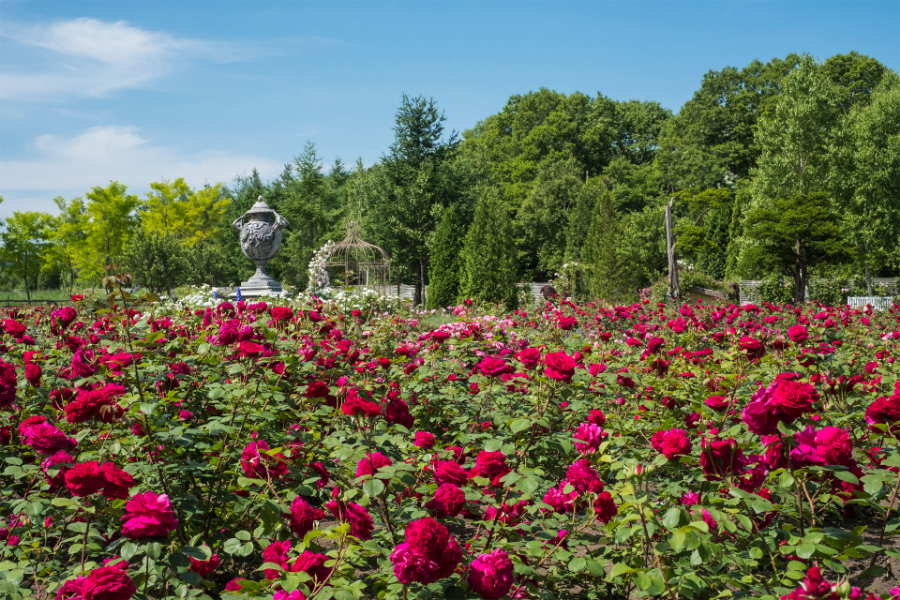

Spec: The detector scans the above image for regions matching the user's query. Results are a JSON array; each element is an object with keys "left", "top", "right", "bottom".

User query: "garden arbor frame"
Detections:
[{"left": 325, "top": 221, "right": 391, "bottom": 294}]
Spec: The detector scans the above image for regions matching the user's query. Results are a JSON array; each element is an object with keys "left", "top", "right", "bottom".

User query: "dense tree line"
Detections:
[{"left": 2, "top": 52, "right": 898, "bottom": 305}]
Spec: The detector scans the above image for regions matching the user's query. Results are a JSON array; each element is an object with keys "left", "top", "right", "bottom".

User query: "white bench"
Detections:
[{"left": 847, "top": 296, "right": 895, "bottom": 310}]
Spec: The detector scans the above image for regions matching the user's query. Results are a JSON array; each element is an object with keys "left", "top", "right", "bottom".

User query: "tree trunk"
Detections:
[
  {"left": 665, "top": 199, "right": 680, "bottom": 300},
  {"left": 414, "top": 259, "right": 425, "bottom": 306}
]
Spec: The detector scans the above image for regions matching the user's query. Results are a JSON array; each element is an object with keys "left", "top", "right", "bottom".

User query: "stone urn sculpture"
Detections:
[{"left": 232, "top": 196, "right": 288, "bottom": 297}]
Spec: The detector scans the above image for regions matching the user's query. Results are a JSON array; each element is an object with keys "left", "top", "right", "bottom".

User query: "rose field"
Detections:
[{"left": 2, "top": 292, "right": 900, "bottom": 600}]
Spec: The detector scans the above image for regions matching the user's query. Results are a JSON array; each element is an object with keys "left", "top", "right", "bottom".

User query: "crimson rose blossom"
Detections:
[
  {"left": 742, "top": 379, "right": 819, "bottom": 435},
  {"left": 390, "top": 517, "right": 461, "bottom": 584},
  {"left": 121, "top": 492, "right": 179, "bottom": 539},
  {"left": 739, "top": 336, "right": 765, "bottom": 360},
  {"left": 514, "top": 347, "right": 541, "bottom": 369},
  {"left": 0, "top": 360, "right": 18, "bottom": 407},
  {"left": 865, "top": 394, "right": 900, "bottom": 438},
  {"left": 290, "top": 550, "right": 332, "bottom": 583},
  {"left": 22, "top": 422, "right": 77, "bottom": 455},
  {"left": 469, "top": 451, "right": 510, "bottom": 486},
  {"left": 788, "top": 325, "right": 809, "bottom": 344},
  {"left": 326, "top": 488, "right": 374, "bottom": 540},
  {"left": 574, "top": 422, "right": 604, "bottom": 454},
  {"left": 566, "top": 459, "right": 604, "bottom": 494},
  {"left": 356, "top": 452, "right": 393, "bottom": 478},
  {"left": 82, "top": 564, "right": 137, "bottom": 600},
  {"left": 241, "top": 440, "right": 288, "bottom": 480},
  {"left": 467, "top": 548, "right": 514, "bottom": 599},
  {"left": 478, "top": 356, "right": 510, "bottom": 378},
  {"left": 593, "top": 491, "right": 618, "bottom": 523},
  {"left": 651, "top": 428, "right": 693, "bottom": 460},
  {"left": 543, "top": 352, "right": 576, "bottom": 383},
  {"left": 188, "top": 551, "right": 220, "bottom": 578},
  {"left": 424, "top": 483, "right": 466, "bottom": 517},
  {"left": 700, "top": 438, "right": 746, "bottom": 481},
  {"left": 414, "top": 431, "right": 436, "bottom": 449},
  {"left": 65, "top": 461, "right": 106, "bottom": 497},
  {"left": 288, "top": 497, "right": 326, "bottom": 538},
  {"left": 432, "top": 460, "right": 469, "bottom": 486}
]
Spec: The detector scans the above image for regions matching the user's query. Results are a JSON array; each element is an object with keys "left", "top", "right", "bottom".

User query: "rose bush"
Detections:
[{"left": 1, "top": 292, "right": 900, "bottom": 600}]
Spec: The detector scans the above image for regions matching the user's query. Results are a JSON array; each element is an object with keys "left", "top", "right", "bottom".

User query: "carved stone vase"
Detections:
[{"left": 232, "top": 196, "right": 288, "bottom": 297}]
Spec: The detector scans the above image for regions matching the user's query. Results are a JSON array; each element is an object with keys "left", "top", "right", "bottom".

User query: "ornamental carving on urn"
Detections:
[{"left": 232, "top": 196, "right": 288, "bottom": 271}]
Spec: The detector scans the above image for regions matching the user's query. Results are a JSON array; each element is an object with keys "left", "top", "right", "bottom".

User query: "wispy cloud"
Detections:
[
  {"left": 0, "top": 125, "right": 283, "bottom": 215},
  {"left": 0, "top": 18, "right": 259, "bottom": 101}
]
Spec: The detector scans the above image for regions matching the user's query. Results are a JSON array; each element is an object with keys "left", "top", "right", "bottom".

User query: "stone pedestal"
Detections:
[{"left": 231, "top": 268, "right": 283, "bottom": 298}]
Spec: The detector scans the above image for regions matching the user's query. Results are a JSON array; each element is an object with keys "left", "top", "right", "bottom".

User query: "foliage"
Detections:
[
  {"left": 78, "top": 182, "right": 142, "bottom": 283},
  {"left": 756, "top": 278, "right": 794, "bottom": 304},
  {"left": 122, "top": 229, "right": 190, "bottom": 295},
  {"left": 588, "top": 186, "right": 632, "bottom": 302},
  {"left": 368, "top": 95, "right": 461, "bottom": 305},
  {"left": 426, "top": 205, "right": 465, "bottom": 310},
  {"left": 459, "top": 187, "right": 518, "bottom": 309},
  {"left": 740, "top": 193, "right": 850, "bottom": 302},
  {"left": 0, "top": 211, "right": 53, "bottom": 301}
]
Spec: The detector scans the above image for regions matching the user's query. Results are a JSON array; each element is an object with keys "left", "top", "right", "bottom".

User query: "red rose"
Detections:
[
  {"left": 700, "top": 438, "right": 745, "bottom": 481},
  {"left": 514, "top": 347, "right": 542, "bottom": 369},
  {"left": 593, "top": 491, "right": 618, "bottom": 523},
  {"left": 65, "top": 461, "right": 106, "bottom": 497},
  {"left": 99, "top": 462, "right": 135, "bottom": 499},
  {"left": 739, "top": 336, "right": 765, "bottom": 360},
  {"left": 543, "top": 352, "right": 576, "bottom": 383},
  {"left": 477, "top": 356, "right": 510, "bottom": 378},
  {"left": 188, "top": 551, "right": 220, "bottom": 578},
  {"left": 271, "top": 306, "right": 293, "bottom": 323},
  {"left": 239, "top": 341, "right": 264, "bottom": 357},
  {"left": 82, "top": 564, "right": 136, "bottom": 600},
  {"left": 356, "top": 452, "right": 393, "bottom": 478},
  {"left": 288, "top": 497, "right": 326, "bottom": 538},
  {"left": 424, "top": 483, "right": 465, "bottom": 517}
]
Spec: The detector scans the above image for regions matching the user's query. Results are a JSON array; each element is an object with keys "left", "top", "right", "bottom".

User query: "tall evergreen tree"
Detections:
[
  {"left": 586, "top": 186, "right": 631, "bottom": 302},
  {"left": 426, "top": 205, "right": 465, "bottom": 309},
  {"left": 459, "top": 188, "right": 518, "bottom": 309},
  {"left": 369, "top": 95, "right": 460, "bottom": 304}
]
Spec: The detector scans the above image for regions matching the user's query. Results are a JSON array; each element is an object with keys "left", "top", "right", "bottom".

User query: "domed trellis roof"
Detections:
[{"left": 325, "top": 221, "right": 390, "bottom": 288}]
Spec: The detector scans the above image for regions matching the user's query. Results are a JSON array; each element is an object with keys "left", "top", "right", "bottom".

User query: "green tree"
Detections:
[
  {"left": 79, "top": 182, "right": 142, "bottom": 283},
  {"left": 830, "top": 73, "right": 900, "bottom": 291},
  {"left": 426, "top": 205, "right": 465, "bottom": 309},
  {"left": 459, "top": 187, "right": 518, "bottom": 309},
  {"left": 587, "top": 186, "right": 631, "bottom": 302},
  {"left": 0, "top": 211, "right": 53, "bottom": 301},
  {"left": 43, "top": 197, "right": 89, "bottom": 293},
  {"left": 370, "top": 95, "right": 460, "bottom": 305},
  {"left": 753, "top": 56, "right": 841, "bottom": 204},
  {"left": 515, "top": 158, "right": 583, "bottom": 279},
  {"left": 821, "top": 51, "right": 889, "bottom": 112},
  {"left": 122, "top": 229, "right": 189, "bottom": 295},
  {"left": 277, "top": 143, "right": 335, "bottom": 288},
  {"left": 739, "top": 193, "right": 849, "bottom": 302}
]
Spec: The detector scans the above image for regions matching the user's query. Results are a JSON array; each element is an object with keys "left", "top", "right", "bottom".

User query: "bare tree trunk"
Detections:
[{"left": 665, "top": 199, "right": 680, "bottom": 300}]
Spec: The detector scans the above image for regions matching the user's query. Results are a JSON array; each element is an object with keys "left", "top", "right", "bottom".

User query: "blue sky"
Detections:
[{"left": 1, "top": 0, "right": 898, "bottom": 218}]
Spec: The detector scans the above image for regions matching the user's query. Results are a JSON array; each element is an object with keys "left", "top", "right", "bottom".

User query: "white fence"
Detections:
[
  {"left": 380, "top": 282, "right": 553, "bottom": 305},
  {"left": 847, "top": 296, "right": 895, "bottom": 310},
  {"left": 739, "top": 278, "right": 898, "bottom": 306}
]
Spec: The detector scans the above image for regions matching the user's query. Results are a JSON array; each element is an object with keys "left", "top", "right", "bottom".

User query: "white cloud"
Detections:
[
  {"left": 0, "top": 18, "right": 253, "bottom": 101},
  {"left": 0, "top": 125, "right": 283, "bottom": 216}
]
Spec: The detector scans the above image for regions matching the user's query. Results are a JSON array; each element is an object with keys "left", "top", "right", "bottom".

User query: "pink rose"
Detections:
[
  {"left": 467, "top": 548, "right": 514, "bottom": 599},
  {"left": 22, "top": 422, "right": 77, "bottom": 455},
  {"left": 120, "top": 492, "right": 179, "bottom": 539},
  {"left": 414, "top": 431, "right": 436, "bottom": 450},
  {"left": 424, "top": 483, "right": 466, "bottom": 517}
]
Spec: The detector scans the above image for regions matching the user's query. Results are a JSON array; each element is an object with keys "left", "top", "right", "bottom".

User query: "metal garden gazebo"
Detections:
[{"left": 325, "top": 221, "right": 391, "bottom": 294}]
